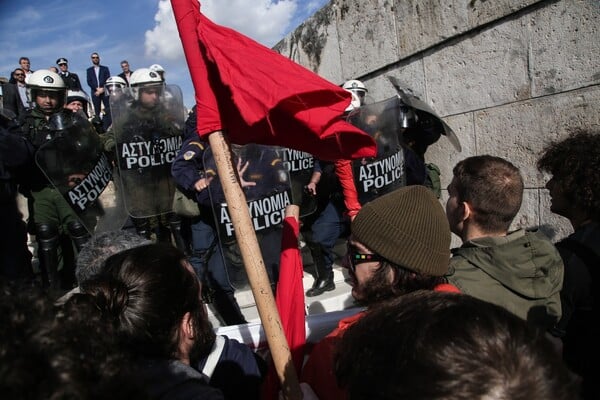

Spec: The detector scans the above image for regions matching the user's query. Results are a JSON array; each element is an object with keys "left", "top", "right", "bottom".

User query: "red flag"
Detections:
[
  {"left": 171, "top": 0, "right": 376, "bottom": 161},
  {"left": 276, "top": 215, "right": 306, "bottom": 374},
  {"left": 262, "top": 213, "right": 306, "bottom": 399}
]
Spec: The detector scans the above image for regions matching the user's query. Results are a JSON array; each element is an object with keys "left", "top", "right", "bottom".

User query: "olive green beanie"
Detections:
[{"left": 351, "top": 185, "right": 451, "bottom": 276}]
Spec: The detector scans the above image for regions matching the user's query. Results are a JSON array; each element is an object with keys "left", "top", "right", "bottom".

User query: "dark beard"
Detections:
[{"left": 188, "top": 311, "right": 217, "bottom": 365}]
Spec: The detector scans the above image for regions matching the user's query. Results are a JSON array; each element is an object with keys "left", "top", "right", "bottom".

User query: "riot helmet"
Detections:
[
  {"left": 129, "top": 68, "right": 164, "bottom": 109},
  {"left": 105, "top": 75, "right": 127, "bottom": 95},
  {"left": 66, "top": 89, "right": 89, "bottom": 107},
  {"left": 344, "top": 89, "right": 362, "bottom": 113},
  {"left": 342, "top": 79, "right": 368, "bottom": 105},
  {"left": 65, "top": 89, "right": 91, "bottom": 116},
  {"left": 27, "top": 69, "right": 67, "bottom": 114},
  {"left": 149, "top": 63, "right": 165, "bottom": 81}
]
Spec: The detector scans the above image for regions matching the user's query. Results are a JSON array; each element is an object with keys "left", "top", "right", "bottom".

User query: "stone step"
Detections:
[{"left": 207, "top": 239, "right": 356, "bottom": 327}]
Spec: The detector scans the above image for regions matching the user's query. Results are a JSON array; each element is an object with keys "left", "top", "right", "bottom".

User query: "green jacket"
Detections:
[{"left": 446, "top": 229, "right": 564, "bottom": 330}]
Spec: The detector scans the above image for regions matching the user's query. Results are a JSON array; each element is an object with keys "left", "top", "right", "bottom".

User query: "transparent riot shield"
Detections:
[
  {"left": 110, "top": 84, "right": 184, "bottom": 218},
  {"left": 35, "top": 111, "right": 128, "bottom": 234},
  {"left": 282, "top": 148, "right": 317, "bottom": 218},
  {"left": 347, "top": 96, "right": 407, "bottom": 205},
  {"left": 205, "top": 143, "right": 292, "bottom": 290},
  {"left": 387, "top": 76, "right": 462, "bottom": 152}
]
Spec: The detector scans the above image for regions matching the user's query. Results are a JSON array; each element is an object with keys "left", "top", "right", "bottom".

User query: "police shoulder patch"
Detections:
[{"left": 183, "top": 150, "right": 196, "bottom": 161}]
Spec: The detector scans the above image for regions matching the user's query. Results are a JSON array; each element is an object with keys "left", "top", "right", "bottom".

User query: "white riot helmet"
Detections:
[
  {"left": 26, "top": 69, "right": 67, "bottom": 113},
  {"left": 343, "top": 79, "right": 368, "bottom": 105},
  {"left": 344, "top": 89, "right": 362, "bottom": 113},
  {"left": 129, "top": 68, "right": 163, "bottom": 100},
  {"left": 105, "top": 75, "right": 127, "bottom": 94},
  {"left": 149, "top": 64, "right": 165, "bottom": 81},
  {"left": 66, "top": 89, "right": 90, "bottom": 106}
]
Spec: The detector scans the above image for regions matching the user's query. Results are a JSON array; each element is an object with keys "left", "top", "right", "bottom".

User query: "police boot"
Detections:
[
  {"left": 67, "top": 220, "right": 90, "bottom": 251},
  {"left": 36, "top": 223, "right": 60, "bottom": 290},
  {"left": 167, "top": 213, "right": 186, "bottom": 251},
  {"left": 306, "top": 241, "right": 335, "bottom": 297},
  {"left": 306, "top": 270, "right": 335, "bottom": 297},
  {"left": 213, "top": 290, "right": 247, "bottom": 326}
]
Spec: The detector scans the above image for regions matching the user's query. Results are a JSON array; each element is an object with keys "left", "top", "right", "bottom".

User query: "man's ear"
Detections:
[
  {"left": 461, "top": 201, "right": 473, "bottom": 222},
  {"left": 181, "top": 311, "right": 195, "bottom": 340}
]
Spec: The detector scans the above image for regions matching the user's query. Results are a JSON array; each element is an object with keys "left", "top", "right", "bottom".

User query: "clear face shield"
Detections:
[{"left": 106, "top": 83, "right": 125, "bottom": 96}]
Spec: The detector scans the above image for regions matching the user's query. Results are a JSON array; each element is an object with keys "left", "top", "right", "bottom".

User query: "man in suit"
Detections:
[
  {"left": 56, "top": 58, "right": 82, "bottom": 90},
  {"left": 86, "top": 52, "right": 110, "bottom": 126},
  {"left": 1, "top": 79, "right": 26, "bottom": 119}
]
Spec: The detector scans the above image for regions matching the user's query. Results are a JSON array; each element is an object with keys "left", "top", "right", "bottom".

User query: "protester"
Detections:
[
  {"left": 75, "top": 230, "right": 150, "bottom": 284},
  {"left": 336, "top": 290, "right": 581, "bottom": 400},
  {"left": 444, "top": 155, "right": 563, "bottom": 331},
  {"left": 72, "top": 232, "right": 266, "bottom": 398},
  {"left": 301, "top": 185, "right": 458, "bottom": 399},
  {"left": 78, "top": 243, "right": 224, "bottom": 399},
  {"left": 537, "top": 130, "right": 600, "bottom": 400},
  {"left": 0, "top": 278, "right": 145, "bottom": 399}
]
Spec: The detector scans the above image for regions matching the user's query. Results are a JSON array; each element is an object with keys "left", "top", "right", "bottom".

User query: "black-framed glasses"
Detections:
[
  {"left": 347, "top": 243, "right": 385, "bottom": 273},
  {"left": 91, "top": 56, "right": 99, "bottom": 59},
  {"left": 14, "top": 73, "right": 24, "bottom": 76}
]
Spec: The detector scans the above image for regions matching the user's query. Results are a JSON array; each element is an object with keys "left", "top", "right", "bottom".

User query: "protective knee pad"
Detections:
[
  {"left": 36, "top": 223, "right": 59, "bottom": 251},
  {"left": 67, "top": 220, "right": 90, "bottom": 251}
]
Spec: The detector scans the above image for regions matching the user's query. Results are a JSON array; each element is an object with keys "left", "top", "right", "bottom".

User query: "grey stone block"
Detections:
[
  {"left": 273, "top": 5, "right": 343, "bottom": 82},
  {"left": 424, "top": 17, "right": 531, "bottom": 116},
  {"left": 473, "top": 85, "right": 600, "bottom": 186},
  {"left": 530, "top": 0, "right": 600, "bottom": 96},
  {"left": 335, "top": 0, "right": 399, "bottom": 78},
  {"left": 393, "top": 0, "right": 541, "bottom": 58}
]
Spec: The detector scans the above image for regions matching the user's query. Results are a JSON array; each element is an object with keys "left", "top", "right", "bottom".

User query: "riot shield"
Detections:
[
  {"left": 110, "top": 84, "right": 185, "bottom": 218},
  {"left": 347, "top": 97, "right": 407, "bottom": 205},
  {"left": 205, "top": 143, "right": 292, "bottom": 290},
  {"left": 387, "top": 76, "right": 462, "bottom": 152},
  {"left": 282, "top": 148, "right": 317, "bottom": 217},
  {"left": 35, "top": 111, "right": 128, "bottom": 234}
]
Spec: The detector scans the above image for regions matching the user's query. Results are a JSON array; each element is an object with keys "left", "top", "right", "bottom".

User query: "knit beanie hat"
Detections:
[{"left": 351, "top": 185, "right": 451, "bottom": 276}]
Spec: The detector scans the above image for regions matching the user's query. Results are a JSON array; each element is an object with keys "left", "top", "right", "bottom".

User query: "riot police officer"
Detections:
[
  {"left": 111, "top": 68, "right": 183, "bottom": 243},
  {"left": 18, "top": 69, "right": 91, "bottom": 289},
  {"left": 343, "top": 79, "right": 368, "bottom": 106}
]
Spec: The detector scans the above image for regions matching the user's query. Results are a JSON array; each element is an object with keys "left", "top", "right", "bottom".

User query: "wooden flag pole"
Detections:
[{"left": 207, "top": 131, "right": 302, "bottom": 400}]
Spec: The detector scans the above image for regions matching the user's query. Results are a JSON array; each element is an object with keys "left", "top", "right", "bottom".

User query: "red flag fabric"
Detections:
[
  {"left": 276, "top": 215, "right": 306, "bottom": 374},
  {"left": 171, "top": 0, "right": 377, "bottom": 161},
  {"left": 261, "top": 214, "right": 306, "bottom": 400}
]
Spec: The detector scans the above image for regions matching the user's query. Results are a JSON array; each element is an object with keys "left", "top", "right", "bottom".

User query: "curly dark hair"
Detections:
[{"left": 537, "top": 130, "right": 600, "bottom": 221}]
